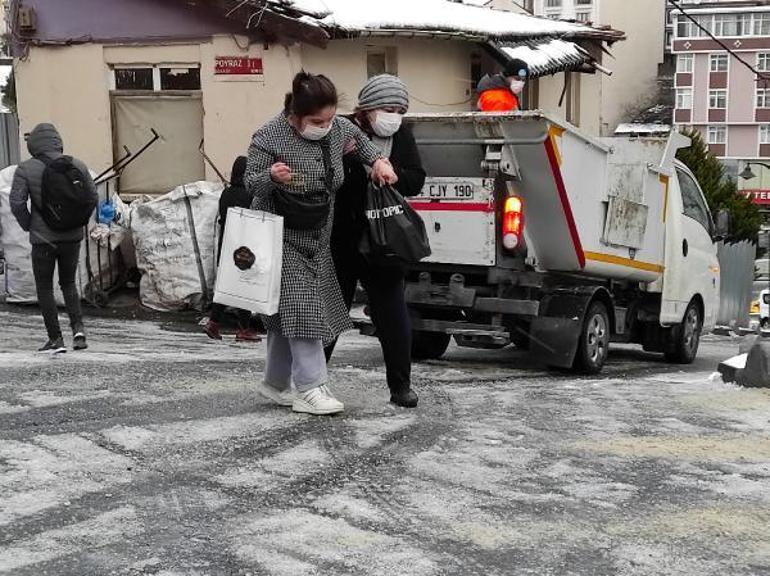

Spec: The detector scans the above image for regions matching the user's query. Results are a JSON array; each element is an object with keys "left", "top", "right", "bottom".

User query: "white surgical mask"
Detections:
[
  {"left": 300, "top": 123, "right": 332, "bottom": 141},
  {"left": 510, "top": 79, "right": 526, "bottom": 95},
  {"left": 371, "top": 111, "right": 403, "bottom": 138}
]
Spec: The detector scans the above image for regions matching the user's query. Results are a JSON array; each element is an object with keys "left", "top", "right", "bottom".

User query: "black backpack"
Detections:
[{"left": 35, "top": 156, "right": 96, "bottom": 231}]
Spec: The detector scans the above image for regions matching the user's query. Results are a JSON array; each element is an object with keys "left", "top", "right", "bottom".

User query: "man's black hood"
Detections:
[{"left": 26, "top": 123, "right": 63, "bottom": 158}]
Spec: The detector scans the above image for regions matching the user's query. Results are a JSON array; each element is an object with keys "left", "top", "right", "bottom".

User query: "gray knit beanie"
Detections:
[{"left": 356, "top": 74, "right": 409, "bottom": 112}]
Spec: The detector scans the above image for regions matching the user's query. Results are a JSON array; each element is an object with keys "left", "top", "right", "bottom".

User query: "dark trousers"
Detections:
[
  {"left": 31, "top": 242, "right": 83, "bottom": 340},
  {"left": 326, "top": 249, "right": 412, "bottom": 394}
]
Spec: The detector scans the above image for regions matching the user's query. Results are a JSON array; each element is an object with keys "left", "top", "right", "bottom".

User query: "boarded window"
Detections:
[
  {"left": 114, "top": 68, "right": 153, "bottom": 91},
  {"left": 113, "top": 95, "right": 205, "bottom": 195}
]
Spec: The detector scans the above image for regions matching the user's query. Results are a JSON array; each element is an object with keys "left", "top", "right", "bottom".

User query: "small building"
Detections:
[{"left": 7, "top": 0, "right": 621, "bottom": 197}]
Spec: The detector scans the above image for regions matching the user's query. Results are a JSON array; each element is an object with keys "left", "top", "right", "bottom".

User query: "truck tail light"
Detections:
[{"left": 502, "top": 196, "right": 524, "bottom": 250}]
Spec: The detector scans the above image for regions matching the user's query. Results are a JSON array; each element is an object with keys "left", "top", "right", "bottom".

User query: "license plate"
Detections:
[{"left": 422, "top": 181, "right": 475, "bottom": 200}]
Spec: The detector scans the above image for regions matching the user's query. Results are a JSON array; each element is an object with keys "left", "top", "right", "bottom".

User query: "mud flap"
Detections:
[{"left": 529, "top": 289, "right": 610, "bottom": 369}]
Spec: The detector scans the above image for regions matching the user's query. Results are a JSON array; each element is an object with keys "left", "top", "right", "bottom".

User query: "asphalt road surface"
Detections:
[{"left": 1, "top": 306, "right": 768, "bottom": 576}]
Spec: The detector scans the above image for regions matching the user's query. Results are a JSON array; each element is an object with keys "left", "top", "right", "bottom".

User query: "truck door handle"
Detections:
[
  {"left": 683, "top": 239, "right": 689, "bottom": 257},
  {"left": 435, "top": 222, "right": 441, "bottom": 233}
]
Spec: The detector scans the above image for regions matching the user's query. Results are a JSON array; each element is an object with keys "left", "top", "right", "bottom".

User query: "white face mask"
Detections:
[
  {"left": 371, "top": 111, "right": 403, "bottom": 138},
  {"left": 300, "top": 122, "right": 333, "bottom": 141},
  {"left": 510, "top": 79, "right": 526, "bottom": 95}
]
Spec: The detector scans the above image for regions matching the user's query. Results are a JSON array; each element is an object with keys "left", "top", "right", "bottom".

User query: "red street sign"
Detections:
[
  {"left": 741, "top": 189, "right": 770, "bottom": 205},
  {"left": 215, "top": 57, "right": 264, "bottom": 76}
]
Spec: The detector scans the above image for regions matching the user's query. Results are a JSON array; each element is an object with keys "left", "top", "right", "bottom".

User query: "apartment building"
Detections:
[
  {"left": 671, "top": 0, "right": 770, "bottom": 201},
  {"left": 528, "top": 0, "right": 666, "bottom": 135},
  {"left": 535, "top": 0, "right": 599, "bottom": 22}
]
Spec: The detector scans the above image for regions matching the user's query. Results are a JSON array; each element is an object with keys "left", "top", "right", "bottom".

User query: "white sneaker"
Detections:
[
  {"left": 292, "top": 385, "right": 344, "bottom": 415},
  {"left": 257, "top": 382, "right": 295, "bottom": 407}
]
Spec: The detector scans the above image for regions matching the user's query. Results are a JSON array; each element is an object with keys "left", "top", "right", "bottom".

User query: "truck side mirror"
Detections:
[{"left": 714, "top": 209, "right": 730, "bottom": 241}]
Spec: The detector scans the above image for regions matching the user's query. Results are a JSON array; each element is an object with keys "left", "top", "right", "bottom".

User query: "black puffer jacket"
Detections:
[{"left": 331, "top": 121, "right": 426, "bottom": 255}]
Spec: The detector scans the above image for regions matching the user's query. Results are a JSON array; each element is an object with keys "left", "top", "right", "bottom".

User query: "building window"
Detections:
[
  {"left": 366, "top": 47, "right": 398, "bottom": 78},
  {"left": 677, "top": 54, "right": 694, "bottom": 73},
  {"left": 757, "top": 89, "right": 770, "bottom": 108},
  {"left": 709, "top": 89, "right": 727, "bottom": 109},
  {"left": 676, "top": 88, "right": 693, "bottom": 109},
  {"left": 710, "top": 54, "right": 728, "bottom": 72},
  {"left": 160, "top": 67, "right": 201, "bottom": 91},
  {"left": 545, "top": 0, "right": 561, "bottom": 6},
  {"left": 575, "top": 11, "right": 591, "bottom": 22},
  {"left": 761, "top": 125, "right": 770, "bottom": 144},
  {"left": 114, "top": 68, "right": 154, "bottom": 91},
  {"left": 575, "top": 0, "right": 592, "bottom": 4},
  {"left": 754, "top": 13, "right": 770, "bottom": 36},
  {"left": 112, "top": 65, "right": 200, "bottom": 92},
  {"left": 713, "top": 14, "right": 747, "bottom": 37},
  {"left": 707, "top": 125, "right": 727, "bottom": 145},
  {"left": 759, "top": 53, "right": 770, "bottom": 72},
  {"left": 676, "top": 14, "right": 704, "bottom": 38}
]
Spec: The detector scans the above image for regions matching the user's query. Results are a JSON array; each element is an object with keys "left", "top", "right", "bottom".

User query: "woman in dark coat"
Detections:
[
  {"left": 204, "top": 156, "right": 263, "bottom": 343},
  {"left": 327, "top": 74, "right": 427, "bottom": 408},
  {"left": 245, "top": 71, "right": 397, "bottom": 416}
]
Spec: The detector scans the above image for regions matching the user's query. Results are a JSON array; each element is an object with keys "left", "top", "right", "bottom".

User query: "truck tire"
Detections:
[
  {"left": 664, "top": 301, "right": 702, "bottom": 364},
  {"left": 412, "top": 331, "right": 451, "bottom": 360},
  {"left": 573, "top": 301, "right": 610, "bottom": 374}
]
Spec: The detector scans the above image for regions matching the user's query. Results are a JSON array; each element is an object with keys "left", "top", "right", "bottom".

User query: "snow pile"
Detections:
[
  {"left": 129, "top": 181, "right": 223, "bottom": 312},
  {"left": 500, "top": 39, "right": 591, "bottom": 77},
  {"left": 615, "top": 123, "right": 672, "bottom": 136},
  {"left": 280, "top": 0, "right": 593, "bottom": 38}
]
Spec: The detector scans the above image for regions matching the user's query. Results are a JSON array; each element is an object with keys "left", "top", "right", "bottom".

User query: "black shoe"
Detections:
[
  {"left": 38, "top": 337, "right": 66, "bottom": 354},
  {"left": 390, "top": 388, "right": 419, "bottom": 408},
  {"left": 73, "top": 332, "right": 88, "bottom": 351}
]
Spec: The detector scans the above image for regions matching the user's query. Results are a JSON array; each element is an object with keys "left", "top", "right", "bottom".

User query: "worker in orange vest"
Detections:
[{"left": 477, "top": 59, "right": 529, "bottom": 112}]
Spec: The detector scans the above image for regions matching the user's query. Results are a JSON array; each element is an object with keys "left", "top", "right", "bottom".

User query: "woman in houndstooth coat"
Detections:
[{"left": 245, "top": 72, "right": 397, "bottom": 416}]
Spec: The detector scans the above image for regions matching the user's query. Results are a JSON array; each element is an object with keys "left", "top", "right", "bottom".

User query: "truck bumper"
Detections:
[{"left": 405, "top": 272, "right": 540, "bottom": 316}]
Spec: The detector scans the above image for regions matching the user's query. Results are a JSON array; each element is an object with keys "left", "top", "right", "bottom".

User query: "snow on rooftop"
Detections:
[
  {"left": 615, "top": 123, "right": 671, "bottom": 135},
  {"left": 499, "top": 39, "right": 591, "bottom": 77},
  {"left": 279, "top": 0, "right": 594, "bottom": 39}
]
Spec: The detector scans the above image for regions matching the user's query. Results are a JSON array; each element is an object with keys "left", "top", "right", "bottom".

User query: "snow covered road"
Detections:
[{"left": 1, "top": 307, "right": 769, "bottom": 575}]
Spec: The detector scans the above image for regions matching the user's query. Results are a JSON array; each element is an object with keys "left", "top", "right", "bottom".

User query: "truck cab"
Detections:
[{"left": 390, "top": 112, "right": 721, "bottom": 373}]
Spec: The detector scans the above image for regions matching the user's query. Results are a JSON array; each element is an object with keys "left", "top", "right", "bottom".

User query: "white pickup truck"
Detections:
[{"left": 385, "top": 112, "right": 724, "bottom": 373}]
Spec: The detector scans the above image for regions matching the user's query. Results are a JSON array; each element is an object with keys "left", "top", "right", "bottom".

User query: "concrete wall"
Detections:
[
  {"left": 15, "top": 43, "right": 113, "bottom": 169},
  {"left": 302, "top": 38, "right": 475, "bottom": 114},
  {"left": 599, "top": 0, "right": 665, "bottom": 135}
]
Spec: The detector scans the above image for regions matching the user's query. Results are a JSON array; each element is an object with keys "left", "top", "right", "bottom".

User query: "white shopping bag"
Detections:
[{"left": 213, "top": 208, "right": 283, "bottom": 315}]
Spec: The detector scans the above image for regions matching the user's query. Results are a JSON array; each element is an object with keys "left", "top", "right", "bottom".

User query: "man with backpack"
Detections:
[{"left": 10, "top": 123, "right": 98, "bottom": 353}]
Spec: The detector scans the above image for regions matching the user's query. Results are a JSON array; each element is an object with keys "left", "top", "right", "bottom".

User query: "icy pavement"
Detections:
[{"left": 1, "top": 306, "right": 769, "bottom": 575}]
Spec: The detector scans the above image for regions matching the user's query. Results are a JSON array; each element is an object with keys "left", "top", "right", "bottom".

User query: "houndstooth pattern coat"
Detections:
[{"left": 245, "top": 113, "right": 381, "bottom": 343}]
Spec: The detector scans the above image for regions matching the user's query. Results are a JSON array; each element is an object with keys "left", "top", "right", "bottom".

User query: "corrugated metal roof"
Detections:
[{"left": 496, "top": 39, "right": 595, "bottom": 77}]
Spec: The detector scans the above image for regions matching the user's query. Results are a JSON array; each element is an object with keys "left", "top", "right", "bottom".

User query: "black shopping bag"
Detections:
[{"left": 359, "top": 183, "right": 431, "bottom": 263}]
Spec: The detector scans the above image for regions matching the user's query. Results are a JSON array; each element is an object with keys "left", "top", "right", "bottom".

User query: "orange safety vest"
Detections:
[{"left": 478, "top": 88, "right": 520, "bottom": 112}]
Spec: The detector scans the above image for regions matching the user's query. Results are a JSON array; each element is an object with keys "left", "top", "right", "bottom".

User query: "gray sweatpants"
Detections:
[{"left": 264, "top": 331, "right": 327, "bottom": 393}]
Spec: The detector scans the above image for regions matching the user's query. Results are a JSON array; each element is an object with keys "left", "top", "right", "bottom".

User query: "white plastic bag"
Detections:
[{"left": 213, "top": 208, "right": 283, "bottom": 315}]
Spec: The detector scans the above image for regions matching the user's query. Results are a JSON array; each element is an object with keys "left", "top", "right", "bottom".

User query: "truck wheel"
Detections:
[
  {"left": 762, "top": 318, "right": 769, "bottom": 330},
  {"left": 574, "top": 301, "right": 610, "bottom": 374},
  {"left": 412, "top": 332, "right": 451, "bottom": 361},
  {"left": 664, "top": 301, "right": 702, "bottom": 364}
]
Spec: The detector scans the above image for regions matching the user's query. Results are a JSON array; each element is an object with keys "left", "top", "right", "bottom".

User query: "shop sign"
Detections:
[
  {"left": 215, "top": 57, "right": 264, "bottom": 76},
  {"left": 741, "top": 189, "right": 770, "bottom": 206}
]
